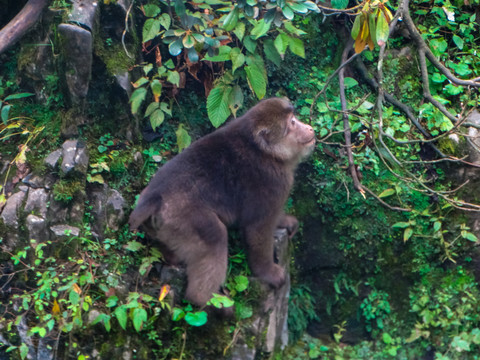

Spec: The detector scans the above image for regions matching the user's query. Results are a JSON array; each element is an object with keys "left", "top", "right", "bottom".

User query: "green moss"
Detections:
[
  {"left": 93, "top": 36, "right": 137, "bottom": 76},
  {"left": 53, "top": 179, "right": 84, "bottom": 204}
]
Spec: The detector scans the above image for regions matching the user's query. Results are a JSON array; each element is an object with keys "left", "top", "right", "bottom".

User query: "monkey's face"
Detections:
[
  {"left": 256, "top": 111, "right": 316, "bottom": 163},
  {"left": 281, "top": 114, "right": 316, "bottom": 160}
]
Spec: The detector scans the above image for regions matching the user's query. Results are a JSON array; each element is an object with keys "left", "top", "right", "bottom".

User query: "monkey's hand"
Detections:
[
  {"left": 277, "top": 214, "right": 299, "bottom": 239},
  {"left": 260, "top": 264, "right": 286, "bottom": 289}
]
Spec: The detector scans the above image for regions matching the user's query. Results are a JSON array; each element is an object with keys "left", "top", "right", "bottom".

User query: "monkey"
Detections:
[{"left": 129, "top": 97, "right": 316, "bottom": 308}]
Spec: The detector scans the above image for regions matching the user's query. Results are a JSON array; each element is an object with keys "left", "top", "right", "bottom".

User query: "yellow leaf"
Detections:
[
  {"left": 73, "top": 283, "right": 82, "bottom": 294},
  {"left": 159, "top": 284, "right": 171, "bottom": 301},
  {"left": 52, "top": 299, "right": 60, "bottom": 315}
]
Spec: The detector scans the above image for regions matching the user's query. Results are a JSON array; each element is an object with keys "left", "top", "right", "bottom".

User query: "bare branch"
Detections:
[{"left": 0, "top": 0, "right": 49, "bottom": 55}]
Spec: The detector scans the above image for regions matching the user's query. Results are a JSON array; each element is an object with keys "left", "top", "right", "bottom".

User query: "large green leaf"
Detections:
[
  {"left": 274, "top": 33, "right": 289, "bottom": 57},
  {"left": 250, "top": 18, "right": 271, "bottom": 39},
  {"left": 143, "top": 18, "right": 161, "bottom": 43},
  {"left": 129, "top": 88, "right": 147, "bottom": 114},
  {"left": 143, "top": 4, "right": 160, "bottom": 17},
  {"left": 207, "top": 86, "right": 232, "bottom": 127},
  {"left": 150, "top": 109, "right": 165, "bottom": 130},
  {"left": 114, "top": 306, "right": 127, "bottom": 330},
  {"left": 288, "top": 36, "right": 305, "bottom": 58},
  {"left": 185, "top": 311, "right": 208, "bottom": 327},
  {"left": 168, "top": 38, "right": 183, "bottom": 56},
  {"left": 223, "top": 6, "right": 239, "bottom": 31},
  {"left": 132, "top": 308, "right": 147, "bottom": 332},
  {"left": 245, "top": 64, "right": 266, "bottom": 99}
]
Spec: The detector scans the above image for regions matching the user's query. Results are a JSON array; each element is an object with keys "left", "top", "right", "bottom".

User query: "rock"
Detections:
[
  {"left": 114, "top": 72, "right": 132, "bottom": 97},
  {"left": 89, "top": 185, "right": 127, "bottom": 235},
  {"left": 231, "top": 229, "right": 291, "bottom": 356},
  {"left": 0, "top": 189, "right": 27, "bottom": 228},
  {"left": 45, "top": 149, "right": 62, "bottom": 169},
  {"left": 67, "top": 0, "right": 99, "bottom": 31},
  {"left": 22, "top": 174, "right": 45, "bottom": 188},
  {"left": 26, "top": 215, "right": 49, "bottom": 242},
  {"left": 24, "top": 188, "right": 49, "bottom": 218},
  {"left": 61, "top": 139, "right": 89, "bottom": 175},
  {"left": 50, "top": 225, "right": 80, "bottom": 237},
  {"left": 106, "top": 189, "right": 126, "bottom": 230},
  {"left": 58, "top": 23, "right": 92, "bottom": 101},
  {"left": 230, "top": 344, "right": 256, "bottom": 360}
]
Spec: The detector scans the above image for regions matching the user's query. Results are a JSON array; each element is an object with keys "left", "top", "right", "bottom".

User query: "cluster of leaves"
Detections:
[
  {"left": 351, "top": 0, "right": 393, "bottom": 53},
  {"left": 130, "top": 0, "right": 320, "bottom": 147}
]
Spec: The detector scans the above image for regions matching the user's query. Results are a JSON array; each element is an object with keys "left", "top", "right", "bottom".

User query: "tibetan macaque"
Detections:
[{"left": 129, "top": 97, "right": 316, "bottom": 308}]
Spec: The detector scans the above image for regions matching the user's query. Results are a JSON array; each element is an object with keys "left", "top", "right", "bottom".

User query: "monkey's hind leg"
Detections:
[{"left": 181, "top": 214, "right": 229, "bottom": 307}]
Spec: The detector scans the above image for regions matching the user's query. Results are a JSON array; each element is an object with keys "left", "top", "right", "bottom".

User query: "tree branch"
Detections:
[{"left": 0, "top": 0, "right": 49, "bottom": 55}]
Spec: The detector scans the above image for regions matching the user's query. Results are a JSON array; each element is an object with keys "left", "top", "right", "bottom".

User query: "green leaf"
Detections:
[
  {"left": 223, "top": 6, "right": 239, "bottom": 31},
  {"left": 243, "top": 35, "right": 257, "bottom": 53},
  {"left": 288, "top": 36, "right": 305, "bottom": 58},
  {"left": 207, "top": 294, "right": 235, "bottom": 308},
  {"left": 230, "top": 47, "right": 245, "bottom": 74},
  {"left": 203, "top": 45, "right": 232, "bottom": 62},
  {"left": 392, "top": 222, "right": 410, "bottom": 228},
  {"left": 150, "top": 109, "right": 165, "bottom": 130},
  {"left": 144, "top": 102, "right": 160, "bottom": 117},
  {"left": 125, "top": 241, "right": 144, "bottom": 252},
  {"left": 403, "top": 227, "right": 413, "bottom": 242},
  {"left": 245, "top": 64, "right": 266, "bottom": 99},
  {"left": 376, "top": 12, "right": 389, "bottom": 46},
  {"left": 143, "top": 18, "right": 161, "bottom": 43},
  {"left": 4, "top": 92, "right": 34, "bottom": 101},
  {"left": 344, "top": 77, "right": 358, "bottom": 89},
  {"left": 229, "top": 85, "right": 244, "bottom": 117},
  {"left": 274, "top": 33, "right": 289, "bottom": 57},
  {"left": 133, "top": 76, "right": 149, "bottom": 88},
  {"left": 452, "top": 34, "right": 464, "bottom": 50},
  {"left": 129, "top": 87, "right": 147, "bottom": 114},
  {"left": 233, "top": 21, "right": 246, "bottom": 41},
  {"left": 207, "top": 86, "right": 232, "bottom": 127},
  {"left": 331, "top": 0, "right": 348, "bottom": 9},
  {"left": 289, "top": 2, "right": 308, "bottom": 13},
  {"left": 1, "top": 104, "right": 11, "bottom": 124},
  {"left": 150, "top": 79, "right": 162, "bottom": 98},
  {"left": 185, "top": 311, "right": 208, "bottom": 326},
  {"left": 445, "top": 83, "right": 463, "bottom": 95},
  {"left": 115, "top": 306, "right": 128, "bottom": 330},
  {"left": 351, "top": 14, "right": 361, "bottom": 40},
  {"left": 282, "top": 5, "right": 294, "bottom": 20},
  {"left": 251, "top": 18, "right": 271, "bottom": 39},
  {"left": 176, "top": 124, "right": 192, "bottom": 152},
  {"left": 143, "top": 4, "right": 161, "bottom": 17},
  {"left": 234, "top": 275, "right": 249, "bottom": 292},
  {"left": 429, "top": 38, "right": 448, "bottom": 57},
  {"left": 159, "top": 13, "right": 171, "bottom": 30},
  {"left": 169, "top": 38, "right": 183, "bottom": 56},
  {"left": 183, "top": 34, "right": 195, "bottom": 48},
  {"left": 462, "top": 231, "right": 478, "bottom": 242},
  {"left": 433, "top": 221, "right": 441, "bottom": 232},
  {"left": 284, "top": 21, "right": 307, "bottom": 36},
  {"left": 378, "top": 188, "right": 395, "bottom": 198},
  {"left": 263, "top": 39, "right": 282, "bottom": 66},
  {"left": 132, "top": 308, "right": 147, "bottom": 332},
  {"left": 172, "top": 307, "right": 185, "bottom": 321}
]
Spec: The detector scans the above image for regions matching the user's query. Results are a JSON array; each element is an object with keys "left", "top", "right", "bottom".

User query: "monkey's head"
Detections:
[{"left": 248, "top": 98, "right": 316, "bottom": 163}]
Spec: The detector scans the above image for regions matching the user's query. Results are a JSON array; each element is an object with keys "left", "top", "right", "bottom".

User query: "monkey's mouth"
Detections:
[{"left": 303, "top": 136, "right": 316, "bottom": 145}]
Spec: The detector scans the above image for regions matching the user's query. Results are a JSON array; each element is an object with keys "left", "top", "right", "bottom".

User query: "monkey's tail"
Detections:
[{"left": 128, "top": 196, "right": 160, "bottom": 230}]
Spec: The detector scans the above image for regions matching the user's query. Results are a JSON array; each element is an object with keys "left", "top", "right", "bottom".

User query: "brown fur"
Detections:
[{"left": 129, "top": 98, "right": 315, "bottom": 307}]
